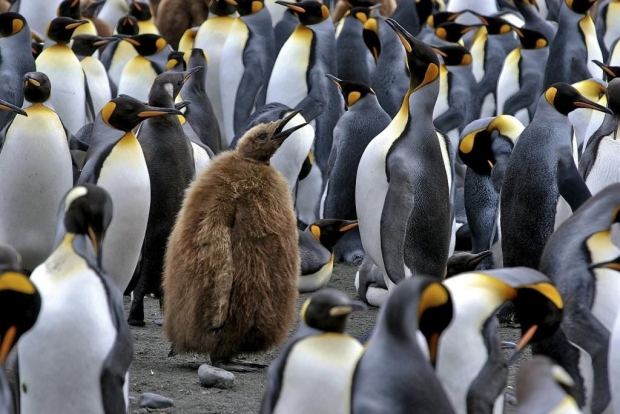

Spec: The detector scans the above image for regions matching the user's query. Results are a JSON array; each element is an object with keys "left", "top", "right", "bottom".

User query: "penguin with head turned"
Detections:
[
  {"left": 436, "top": 268, "right": 563, "bottom": 414},
  {"left": 543, "top": 0, "right": 603, "bottom": 88},
  {"left": 260, "top": 289, "right": 366, "bottom": 414},
  {"left": 356, "top": 19, "right": 455, "bottom": 290},
  {"left": 19, "top": 184, "right": 133, "bottom": 414},
  {"left": 298, "top": 219, "right": 359, "bottom": 292},
  {"left": 418, "top": 11, "right": 464, "bottom": 43},
  {"left": 100, "top": 15, "right": 139, "bottom": 95},
  {"left": 500, "top": 83, "right": 611, "bottom": 271},
  {"left": 127, "top": 69, "right": 199, "bottom": 326},
  {"left": 459, "top": 115, "right": 523, "bottom": 270},
  {"left": 513, "top": 0, "right": 557, "bottom": 43},
  {"left": 496, "top": 28, "right": 549, "bottom": 126},
  {"left": 321, "top": 76, "right": 390, "bottom": 264},
  {"left": 219, "top": 0, "right": 276, "bottom": 146},
  {"left": 351, "top": 276, "right": 454, "bottom": 413},
  {"left": 0, "top": 73, "right": 73, "bottom": 273},
  {"left": 335, "top": 5, "right": 376, "bottom": 85},
  {"left": 0, "top": 13, "right": 35, "bottom": 131}
]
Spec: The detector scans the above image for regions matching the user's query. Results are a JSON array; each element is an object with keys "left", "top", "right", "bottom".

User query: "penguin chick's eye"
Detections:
[{"left": 257, "top": 132, "right": 269, "bottom": 140}]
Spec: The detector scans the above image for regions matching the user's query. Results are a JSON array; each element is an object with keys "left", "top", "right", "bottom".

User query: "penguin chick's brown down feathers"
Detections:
[
  {"left": 162, "top": 116, "right": 302, "bottom": 361},
  {"left": 156, "top": 0, "right": 209, "bottom": 49}
]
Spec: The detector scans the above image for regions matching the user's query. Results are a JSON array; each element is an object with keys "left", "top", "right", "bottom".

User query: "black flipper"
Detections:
[{"left": 557, "top": 154, "right": 591, "bottom": 212}]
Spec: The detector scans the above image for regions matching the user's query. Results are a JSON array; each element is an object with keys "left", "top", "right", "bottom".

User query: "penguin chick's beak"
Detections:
[
  {"left": 183, "top": 66, "right": 204, "bottom": 83},
  {"left": 66, "top": 20, "right": 89, "bottom": 30},
  {"left": 273, "top": 109, "right": 306, "bottom": 140},
  {"left": 138, "top": 106, "right": 183, "bottom": 118},
  {"left": 0, "top": 99, "right": 27, "bottom": 117},
  {"left": 273, "top": 122, "right": 308, "bottom": 141},
  {"left": 574, "top": 96, "right": 614, "bottom": 115},
  {"left": 329, "top": 300, "right": 367, "bottom": 316},
  {"left": 275, "top": 1, "right": 306, "bottom": 13}
]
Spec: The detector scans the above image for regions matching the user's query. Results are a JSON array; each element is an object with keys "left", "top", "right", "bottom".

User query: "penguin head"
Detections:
[
  {"left": 23, "top": 72, "right": 51, "bottom": 104},
  {"left": 208, "top": 0, "right": 238, "bottom": 16},
  {"left": 124, "top": 34, "right": 168, "bottom": 55},
  {"left": 46, "top": 17, "right": 89, "bottom": 43},
  {"left": 362, "top": 17, "right": 381, "bottom": 63},
  {"left": 470, "top": 14, "right": 515, "bottom": 36},
  {"left": 275, "top": 1, "right": 331, "bottom": 25},
  {"left": 116, "top": 15, "right": 139, "bottom": 36},
  {"left": 343, "top": 6, "right": 373, "bottom": 23},
  {"left": 129, "top": 0, "right": 154, "bottom": 21},
  {"left": 100, "top": 96, "right": 182, "bottom": 132},
  {"left": 545, "top": 83, "right": 613, "bottom": 116},
  {"left": 386, "top": 19, "right": 441, "bottom": 93},
  {"left": 166, "top": 51, "right": 187, "bottom": 71},
  {"left": 459, "top": 115, "right": 523, "bottom": 174},
  {"left": 179, "top": 28, "right": 199, "bottom": 52},
  {"left": 565, "top": 0, "right": 597, "bottom": 14},
  {"left": 0, "top": 12, "right": 28, "bottom": 38},
  {"left": 82, "top": 0, "right": 107, "bottom": 18},
  {"left": 383, "top": 276, "right": 453, "bottom": 366},
  {"left": 515, "top": 27, "right": 548, "bottom": 49},
  {"left": 300, "top": 289, "right": 366, "bottom": 333},
  {"left": 232, "top": 0, "right": 265, "bottom": 16},
  {"left": 0, "top": 97, "right": 27, "bottom": 118},
  {"left": 431, "top": 45, "right": 472, "bottom": 66},
  {"left": 236, "top": 110, "right": 309, "bottom": 163},
  {"left": 326, "top": 75, "right": 375, "bottom": 110},
  {"left": 426, "top": 11, "right": 461, "bottom": 28},
  {"left": 434, "top": 21, "right": 480, "bottom": 43},
  {"left": 0, "top": 266, "right": 41, "bottom": 363},
  {"left": 71, "top": 34, "right": 114, "bottom": 56},
  {"left": 150, "top": 66, "right": 203, "bottom": 102},
  {"left": 445, "top": 250, "right": 493, "bottom": 278},
  {"left": 57, "top": 0, "right": 83, "bottom": 19},
  {"left": 307, "top": 219, "right": 359, "bottom": 250},
  {"left": 593, "top": 60, "right": 620, "bottom": 83},
  {"left": 63, "top": 184, "right": 113, "bottom": 268}
]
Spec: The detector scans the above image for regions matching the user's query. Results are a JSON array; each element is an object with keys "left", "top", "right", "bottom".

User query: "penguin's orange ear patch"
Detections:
[
  {"left": 545, "top": 87, "right": 557, "bottom": 106},
  {"left": 12, "top": 18, "right": 24, "bottom": 34},
  {"left": 347, "top": 91, "right": 361, "bottom": 107}
]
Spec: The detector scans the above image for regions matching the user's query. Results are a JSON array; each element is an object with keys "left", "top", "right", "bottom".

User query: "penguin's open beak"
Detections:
[
  {"left": 275, "top": 1, "right": 306, "bottom": 13},
  {"left": 137, "top": 106, "right": 183, "bottom": 118},
  {"left": 0, "top": 99, "right": 27, "bottom": 117},
  {"left": 329, "top": 300, "right": 367, "bottom": 316},
  {"left": 574, "top": 96, "right": 613, "bottom": 115},
  {"left": 274, "top": 110, "right": 309, "bottom": 141},
  {"left": 183, "top": 66, "right": 204, "bottom": 83}
]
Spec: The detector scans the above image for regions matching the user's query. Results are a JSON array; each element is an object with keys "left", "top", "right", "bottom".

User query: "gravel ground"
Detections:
[{"left": 126, "top": 263, "right": 529, "bottom": 413}]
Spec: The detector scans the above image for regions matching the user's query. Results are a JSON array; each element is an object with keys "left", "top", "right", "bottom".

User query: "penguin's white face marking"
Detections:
[{"left": 64, "top": 186, "right": 88, "bottom": 212}]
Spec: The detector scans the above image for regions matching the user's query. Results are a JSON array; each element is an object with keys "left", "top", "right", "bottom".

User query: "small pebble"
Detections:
[
  {"left": 139, "top": 392, "right": 175, "bottom": 409},
  {"left": 198, "top": 364, "right": 235, "bottom": 389}
]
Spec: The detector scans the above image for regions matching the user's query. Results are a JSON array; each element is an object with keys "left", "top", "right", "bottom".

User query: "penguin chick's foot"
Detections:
[{"left": 212, "top": 358, "right": 268, "bottom": 372}]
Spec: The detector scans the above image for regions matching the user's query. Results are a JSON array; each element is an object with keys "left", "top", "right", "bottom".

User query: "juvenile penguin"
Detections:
[
  {"left": 35, "top": 17, "right": 89, "bottom": 134},
  {"left": 543, "top": 0, "right": 602, "bottom": 88},
  {"left": 19, "top": 184, "right": 133, "bottom": 414},
  {"left": 77, "top": 96, "right": 181, "bottom": 294},
  {"left": 127, "top": 70, "right": 199, "bottom": 326},
  {"left": 322, "top": 76, "right": 390, "bottom": 264},
  {"left": 351, "top": 276, "right": 454, "bottom": 413},
  {"left": 260, "top": 289, "right": 366, "bottom": 414},
  {"left": 298, "top": 219, "right": 359, "bottom": 292},
  {"left": 336, "top": 6, "right": 375, "bottom": 85},
  {"left": 156, "top": 0, "right": 209, "bottom": 49},
  {"left": 219, "top": 0, "right": 276, "bottom": 145},
  {"left": 356, "top": 19, "right": 455, "bottom": 288},
  {"left": 354, "top": 257, "right": 388, "bottom": 307},
  {"left": 459, "top": 115, "right": 523, "bottom": 270},
  {"left": 163, "top": 112, "right": 306, "bottom": 371},
  {"left": 500, "top": 83, "right": 611, "bottom": 270},
  {"left": 0, "top": 73, "right": 73, "bottom": 272},
  {"left": 533, "top": 183, "right": 620, "bottom": 413},
  {"left": 0, "top": 13, "right": 35, "bottom": 131}
]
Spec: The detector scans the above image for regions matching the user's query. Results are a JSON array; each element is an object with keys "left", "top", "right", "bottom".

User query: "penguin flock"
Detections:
[{"left": 0, "top": 0, "right": 618, "bottom": 412}]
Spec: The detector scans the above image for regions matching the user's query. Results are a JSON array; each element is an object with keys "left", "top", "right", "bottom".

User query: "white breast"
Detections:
[
  {"left": 271, "top": 115, "right": 315, "bottom": 191},
  {"left": 0, "top": 105, "right": 72, "bottom": 270},
  {"left": 470, "top": 34, "right": 487, "bottom": 83},
  {"left": 296, "top": 161, "right": 323, "bottom": 226},
  {"left": 19, "top": 242, "right": 118, "bottom": 414},
  {"left": 274, "top": 334, "right": 363, "bottom": 414},
  {"left": 433, "top": 65, "right": 450, "bottom": 120},
  {"left": 81, "top": 56, "right": 112, "bottom": 121},
  {"left": 609, "top": 310, "right": 620, "bottom": 414},
  {"left": 604, "top": 3, "right": 620, "bottom": 51},
  {"left": 496, "top": 48, "right": 521, "bottom": 116},
  {"left": 298, "top": 254, "right": 334, "bottom": 292},
  {"left": 117, "top": 56, "right": 158, "bottom": 104},
  {"left": 96, "top": 134, "right": 151, "bottom": 293},
  {"left": 107, "top": 41, "right": 138, "bottom": 88},
  {"left": 580, "top": 16, "right": 604, "bottom": 81},
  {"left": 191, "top": 143, "right": 212, "bottom": 175}
]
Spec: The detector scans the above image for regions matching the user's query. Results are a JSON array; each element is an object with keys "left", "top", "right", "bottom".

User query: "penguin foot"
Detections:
[
  {"left": 127, "top": 318, "right": 146, "bottom": 327},
  {"left": 212, "top": 358, "right": 267, "bottom": 372}
]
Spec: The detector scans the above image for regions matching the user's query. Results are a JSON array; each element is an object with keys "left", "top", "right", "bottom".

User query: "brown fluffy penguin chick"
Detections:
[
  {"left": 156, "top": 0, "right": 209, "bottom": 49},
  {"left": 163, "top": 111, "right": 307, "bottom": 372}
]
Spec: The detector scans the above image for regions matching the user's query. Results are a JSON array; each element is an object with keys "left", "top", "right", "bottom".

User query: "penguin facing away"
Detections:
[
  {"left": 163, "top": 112, "right": 306, "bottom": 372},
  {"left": 260, "top": 289, "right": 366, "bottom": 414},
  {"left": 298, "top": 219, "right": 358, "bottom": 292},
  {"left": 18, "top": 184, "right": 133, "bottom": 414}
]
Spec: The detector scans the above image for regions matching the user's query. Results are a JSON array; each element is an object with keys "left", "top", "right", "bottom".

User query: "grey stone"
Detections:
[
  {"left": 139, "top": 392, "right": 174, "bottom": 409},
  {"left": 198, "top": 364, "right": 235, "bottom": 389}
]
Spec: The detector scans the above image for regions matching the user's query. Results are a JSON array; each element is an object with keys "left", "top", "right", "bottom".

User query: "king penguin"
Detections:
[
  {"left": 533, "top": 183, "right": 620, "bottom": 413},
  {"left": 100, "top": 15, "right": 139, "bottom": 95},
  {"left": 129, "top": 0, "right": 160, "bottom": 34},
  {"left": 336, "top": 6, "right": 376, "bottom": 85},
  {"left": 260, "top": 289, "right": 366, "bottom": 414},
  {"left": 513, "top": 0, "right": 557, "bottom": 44},
  {"left": 77, "top": 96, "right": 181, "bottom": 294},
  {"left": 543, "top": 0, "right": 603, "bottom": 88},
  {"left": 298, "top": 219, "right": 359, "bottom": 292},
  {"left": 459, "top": 115, "right": 523, "bottom": 270},
  {"left": 0, "top": 73, "right": 73, "bottom": 272},
  {"left": 321, "top": 76, "right": 390, "bottom": 264},
  {"left": 97, "top": 0, "right": 131, "bottom": 30},
  {"left": 0, "top": 13, "right": 35, "bottom": 131},
  {"left": 351, "top": 276, "right": 454, "bottom": 414},
  {"left": 356, "top": 19, "right": 455, "bottom": 289},
  {"left": 56, "top": 0, "right": 99, "bottom": 38},
  {"left": 219, "top": 0, "right": 276, "bottom": 146},
  {"left": 35, "top": 17, "right": 89, "bottom": 135},
  {"left": 500, "top": 83, "right": 611, "bottom": 270},
  {"left": 18, "top": 184, "right": 133, "bottom": 414},
  {"left": 127, "top": 69, "right": 199, "bottom": 326}
]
